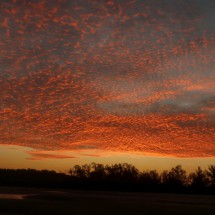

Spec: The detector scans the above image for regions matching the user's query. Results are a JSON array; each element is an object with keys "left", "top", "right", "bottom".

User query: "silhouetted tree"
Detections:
[
  {"left": 69, "top": 164, "right": 91, "bottom": 179},
  {"left": 105, "top": 163, "right": 139, "bottom": 183},
  {"left": 161, "top": 165, "right": 187, "bottom": 188},
  {"left": 139, "top": 170, "right": 161, "bottom": 185},
  {"left": 1, "top": 164, "right": 215, "bottom": 194},
  {"left": 89, "top": 163, "right": 106, "bottom": 181},
  {"left": 207, "top": 165, "right": 215, "bottom": 186},
  {"left": 189, "top": 167, "right": 209, "bottom": 189}
]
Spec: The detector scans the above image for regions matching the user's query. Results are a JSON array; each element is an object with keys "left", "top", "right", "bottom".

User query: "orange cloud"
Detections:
[
  {"left": 0, "top": 0, "right": 214, "bottom": 158},
  {"left": 27, "top": 150, "right": 76, "bottom": 160}
]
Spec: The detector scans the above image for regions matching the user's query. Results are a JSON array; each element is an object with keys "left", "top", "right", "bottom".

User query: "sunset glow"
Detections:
[{"left": 0, "top": 0, "right": 214, "bottom": 170}]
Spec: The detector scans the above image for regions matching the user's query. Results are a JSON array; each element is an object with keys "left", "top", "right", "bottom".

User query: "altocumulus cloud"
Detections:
[{"left": 0, "top": 0, "right": 214, "bottom": 157}]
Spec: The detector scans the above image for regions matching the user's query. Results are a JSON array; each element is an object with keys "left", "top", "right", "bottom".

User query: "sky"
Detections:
[{"left": 0, "top": 0, "right": 215, "bottom": 172}]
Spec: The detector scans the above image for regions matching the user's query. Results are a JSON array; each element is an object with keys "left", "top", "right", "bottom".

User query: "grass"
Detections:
[{"left": 0, "top": 187, "right": 214, "bottom": 215}]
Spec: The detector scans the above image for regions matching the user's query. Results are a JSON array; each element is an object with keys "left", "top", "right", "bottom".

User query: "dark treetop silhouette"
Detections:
[{"left": 0, "top": 163, "right": 215, "bottom": 194}]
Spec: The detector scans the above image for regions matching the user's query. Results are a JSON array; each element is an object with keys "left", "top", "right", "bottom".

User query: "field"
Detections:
[{"left": 0, "top": 187, "right": 214, "bottom": 215}]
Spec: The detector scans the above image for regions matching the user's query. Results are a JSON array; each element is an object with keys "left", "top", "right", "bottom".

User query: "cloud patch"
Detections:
[
  {"left": 0, "top": 0, "right": 214, "bottom": 158},
  {"left": 27, "top": 150, "right": 76, "bottom": 160}
]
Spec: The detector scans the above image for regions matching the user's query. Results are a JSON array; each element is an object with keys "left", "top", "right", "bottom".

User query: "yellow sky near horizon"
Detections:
[{"left": 0, "top": 145, "right": 214, "bottom": 173}]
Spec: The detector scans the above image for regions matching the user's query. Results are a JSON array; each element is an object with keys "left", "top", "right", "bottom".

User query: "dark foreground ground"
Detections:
[{"left": 0, "top": 187, "right": 214, "bottom": 215}]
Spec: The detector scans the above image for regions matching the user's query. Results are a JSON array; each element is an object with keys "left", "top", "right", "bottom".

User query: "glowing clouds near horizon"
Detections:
[{"left": 0, "top": 0, "right": 215, "bottom": 159}]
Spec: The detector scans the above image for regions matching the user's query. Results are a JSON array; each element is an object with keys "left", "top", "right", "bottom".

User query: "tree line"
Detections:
[{"left": 0, "top": 163, "right": 214, "bottom": 194}]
